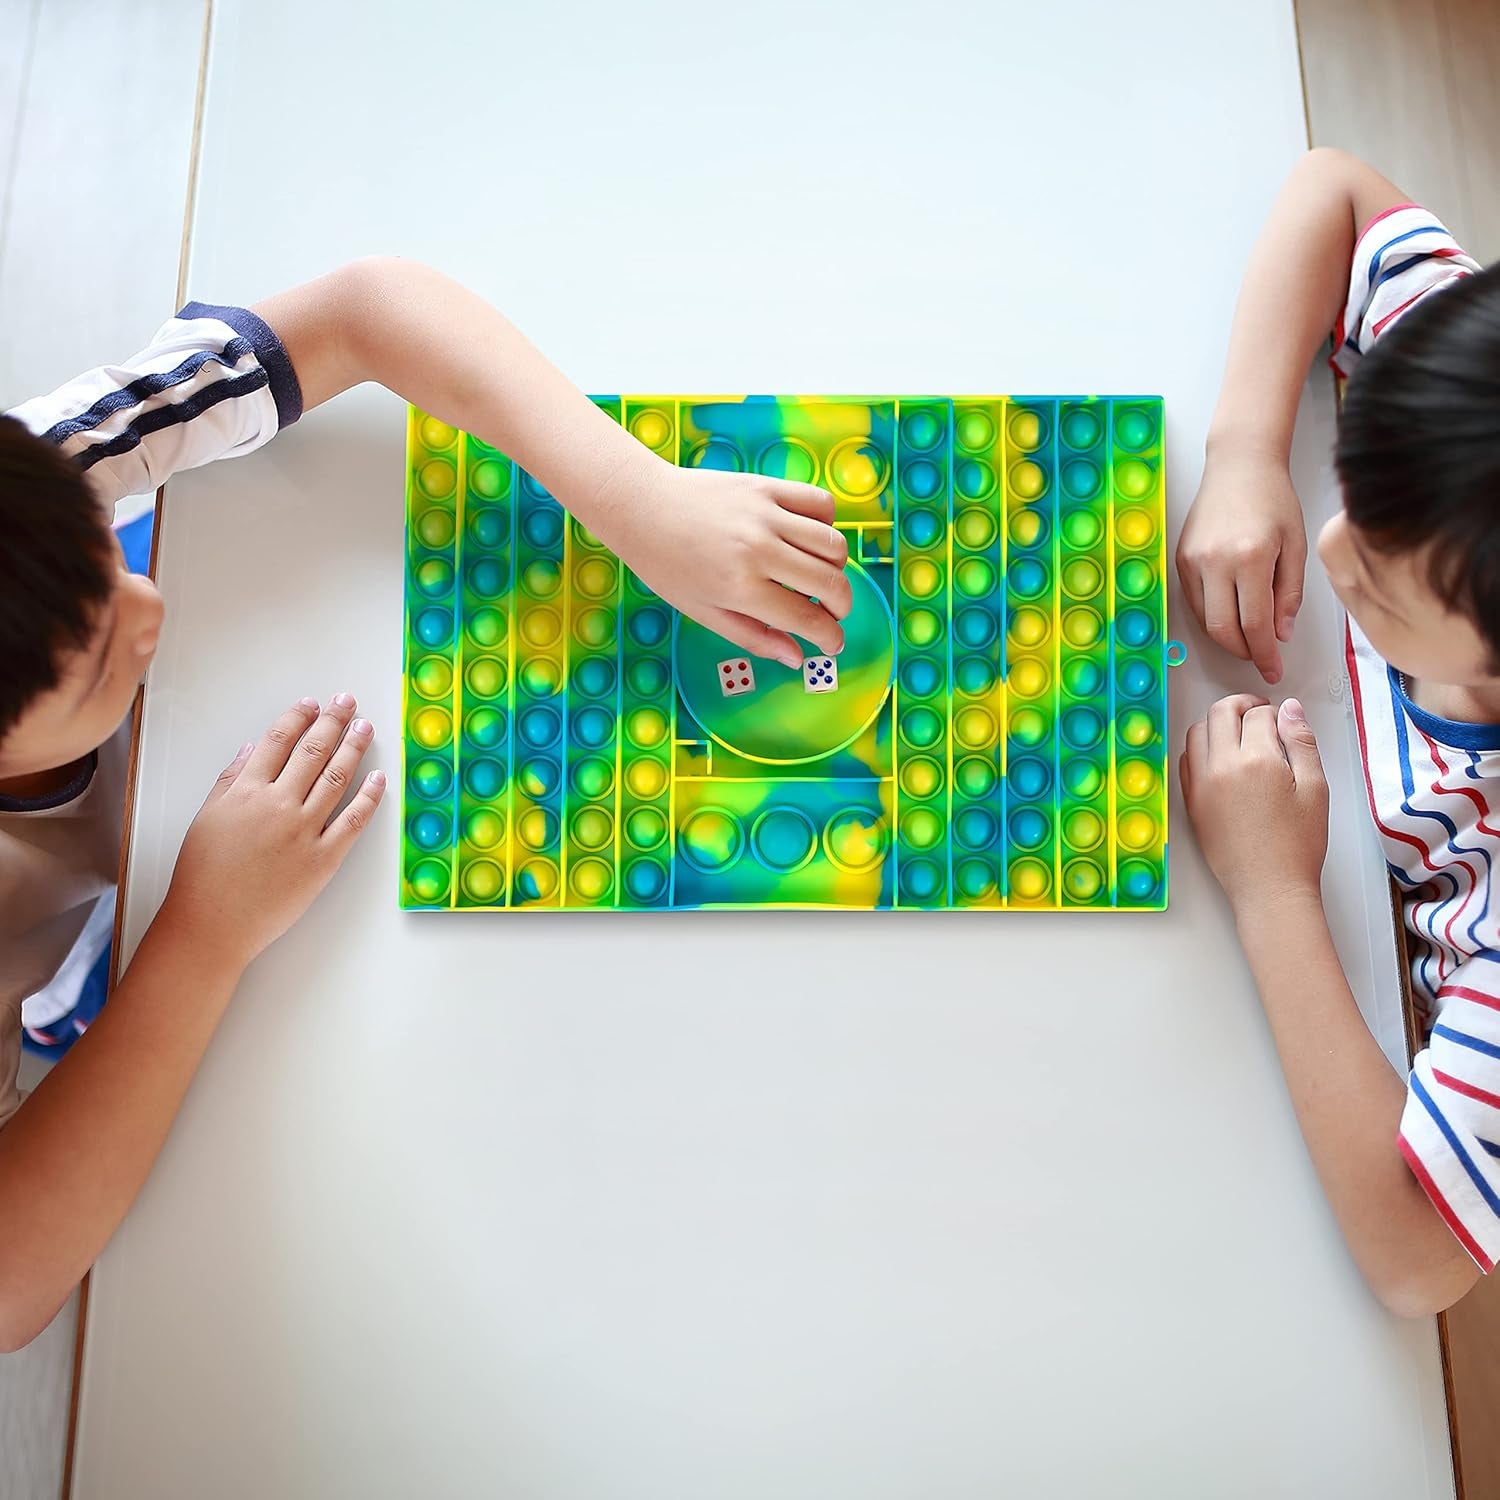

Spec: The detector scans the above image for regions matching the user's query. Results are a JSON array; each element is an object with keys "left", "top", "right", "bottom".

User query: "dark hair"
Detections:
[
  {"left": 1336, "top": 260, "right": 1500, "bottom": 657},
  {"left": 0, "top": 415, "right": 116, "bottom": 741}
]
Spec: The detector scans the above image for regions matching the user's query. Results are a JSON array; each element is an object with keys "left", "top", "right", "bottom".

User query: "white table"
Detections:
[{"left": 71, "top": 2, "right": 1456, "bottom": 1495}]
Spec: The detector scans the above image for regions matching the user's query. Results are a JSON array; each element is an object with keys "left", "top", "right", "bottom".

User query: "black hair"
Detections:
[
  {"left": 1336, "top": 260, "right": 1500, "bottom": 659},
  {"left": 0, "top": 415, "right": 116, "bottom": 741}
]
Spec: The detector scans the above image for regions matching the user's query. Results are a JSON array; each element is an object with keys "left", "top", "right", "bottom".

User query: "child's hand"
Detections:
[
  {"left": 1175, "top": 448, "right": 1307, "bottom": 684},
  {"left": 1179, "top": 694, "right": 1328, "bottom": 916},
  {"left": 161, "top": 695, "right": 386, "bottom": 967},
  {"left": 595, "top": 457, "right": 852, "bottom": 668}
]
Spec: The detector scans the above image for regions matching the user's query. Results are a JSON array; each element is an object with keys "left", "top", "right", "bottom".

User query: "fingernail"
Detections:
[
  {"left": 780, "top": 652, "right": 801, "bottom": 669},
  {"left": 1283, "top": 698, "right": 1306, "bottom": 723},
  {"left": 352, "top": 717, "right": 372, "bottom": 736},
  {"left": 298, "top": 696, "right": 319, "bottom": 711},
  {"left": 333, "top": 692, "right": 355, "bottom": 709},
  {"left": 238, "top": 741, "right": 254, "bottom": 757},
  {"left": 369, "top": 770, "right": 387, "bottom": 789}
]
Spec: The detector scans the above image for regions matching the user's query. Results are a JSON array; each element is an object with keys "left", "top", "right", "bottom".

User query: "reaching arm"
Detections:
[
  {"left": 1176, "top": 149, "right": 1411, "bottom": 682},
  {"left": 0, "top": 695, "right": 384, "bottom": 1350},
  {"left": 252, "top": 259, "right": 853, "bottom": 668}
]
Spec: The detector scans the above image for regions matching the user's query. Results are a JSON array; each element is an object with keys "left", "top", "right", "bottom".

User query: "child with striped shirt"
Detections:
[{"left": 1178, "top": 148, "right": 1497, "bottom": 1313}]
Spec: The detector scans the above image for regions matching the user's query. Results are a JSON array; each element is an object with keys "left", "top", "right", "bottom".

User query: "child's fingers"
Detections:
[
  {"left": 323, "top": 770, "right": 387, "bottom": 854},
  {"left": 776, "top": 511, "right": 848, "bottom": 568},
  {"left": 770, "top": 543, "right": 854, "bottom": 620},
  {"left": 278, "top": 694, "right": 358, "bottom": 799},
  {"left": 1240, "top": 702, "right": 1286, "bottom": 761},
  {"left": 1206, "top": 693, "right": 1268, "bottom": 759},
  {"left": 1237, "top": 571, "right": 1283, "bottom": 684},
  {"left": 705, "top": 607, "right": 802, "bottom": 670},
  {"left": 750, "top": 582, "right": 845, "bottom": 657},
  {"left": 243, "top": 698, "right": 321, "bottom": 782},
  {"left": 1201, "top": 573, "right": 1251, "bottom": 662},
  {"left": 770, "top": 481, "right": 836, "bottom": 523},
  {"left": 305, "top": 717, "right": 375, "bottom": 823},
  {"left": 1272, "top": 529, "right": 1307, "bottom": 643},
  {"left": 206, "top": 741, "right": 255, "bottom": 802}
]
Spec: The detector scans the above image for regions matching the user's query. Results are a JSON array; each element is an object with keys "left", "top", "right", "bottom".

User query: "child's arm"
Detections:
[
  {"left": 1176, "top": 149, "right": 1411, "bottom": 683},
  {"left": 0, "top": 696, "right": 382, "bottom": 1350},
  {"left": 1180, "top": 695, "right": 1480, "bottom": 1315},
  {"left": 251, "top": 261, "right": 851, "bottom": 670}
]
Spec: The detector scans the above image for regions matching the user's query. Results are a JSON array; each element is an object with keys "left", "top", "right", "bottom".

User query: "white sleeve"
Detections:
[
  {"left": 4, "top": 301, "right": 303, "bottom": 510},
  {"left": 1329, "top": 205, "right": 1481, "bottom": 378}
]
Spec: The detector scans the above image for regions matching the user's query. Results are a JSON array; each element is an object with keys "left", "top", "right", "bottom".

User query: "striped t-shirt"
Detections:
[
  {"left": 0, "top": 301, "right": 301, "bottom": 1132},
  {"left": 1335, "top": 206, "right": 1498, "bottom": 1269}
]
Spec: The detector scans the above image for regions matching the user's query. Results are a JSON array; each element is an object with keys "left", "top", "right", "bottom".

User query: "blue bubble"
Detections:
[
  {"left": 1008, "top": 558, "right": 1048, "bottom": 598},
  {"left": 628, "top": 607, "right": 669, "bottom": 647},
  {"left": 955, "top": 807, "right": 999, "bottom": 851},
  {"left": 902, "top": 657, "right": 941, "bottom": 698},
  {"left": 902, "top": 460, "right": 942, "bottom": 499},
  {"left": 1010, "top": 755, "right": 1050, "bottom": 800},
  {"left": 519, "top": 705, "right": 561, "bottom": 748},
  {"left": 467, "top": 558, "right": 505, "bottom": 597},
  {"left": 1119, "top": 659, "right": 1157, "bottom": 699},
  {"left": 1062, "top": 706, "right": 1104, "bottom": 749},
  {"left": 409, "top": 809, "right": 450, "bottom": 850},
  {"left": 902, "top": 508, "right": 942, "bottom": 549},
  {"left": 463, "top": 757, "right": 504, "bottom": 800},
  {"left": 469, "top": 507, "right": 506, "bottom": 547},
  {"left": 1008, "top": 807, "right": 1050, "bottom": 850},
  {"left": 521, "top": 503, "right": 563, "bottom": 549},
  {"left": 414, "top": 607, "right": 453, "bottom": 647},
  {"left": 574, "top": 656, "right": 616, "bottom": 698},
  {"left": 572, "top": 706, "right": 613, "bottom": 748},
  {"left": 1121, "top": 860, "right": 1160, "bottom": 902},
  {"left": 955, "top": 607, "right": 997, "bottom": 649},
  {"left": 955, "top": 655, "right": 996, "bottom": 695},
  {"left": 901, "top": 858, "right": 943, "bottom": 901},
  {"left": 1117, "top": 608, "right": 1156, "bottom": 648},
  {"left": 626, "top": 858, "right": 667, "bottom": 902}
]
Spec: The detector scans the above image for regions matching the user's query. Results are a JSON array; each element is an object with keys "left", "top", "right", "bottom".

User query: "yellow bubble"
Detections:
[
  {"left": 627, "top": 706, "right": 668, "bottom": 748},
  {"left": 1009, "top": 607, "right": 1049, "bottom": 648},
  {"left": 955, "top": 707, "right": 996, "bottom": 748},
  {"left": 1009, "top": 508, "right": 1042, "bottom": 548},
  {"left": 460, "top": 858, "right": 504, "bottom": 903},
  {"left": 1008, "top": 410, "right": 1042, "bottom": 450},
  {"left": 829, "top": 440, "right": 887, "bottom": 499},
  {"left": 465, "top": 656, "right": 505, "bottom": 699},
  {"left": 1121, "top": 710, "right": 1155, "bottom": 747},
  {"left": 627, "top": 757, "right": 668, "bottom": 798},
  {"left": 1009, "top": 461, "right": 1045, "bottom": 500},
  {"left": 571, "top": 807, "right": 613, "bottom": 851},
  {"left": 518, "top": 808, "right": 553, "bottom": 851},
  {"left": 1118, "top": 810, "right": 1158, "bottom": 851},
  {"left": 570, "top": 857, "right": 613, "bottom": 900},
  {"left": 412, "top": 707, "right": 452, "bottom": 749},
  {"left": 1065, "top": 809, "right": 1104, "bottom": 850},
  {"left": 416, "top": 509, "right": 455, "bottom": 550},
  {"left": 902, "top": 558, "right": 942, "bottom": 599},
  {"left": 520, "top": 608, "right": 561, "bottom": 648},
  {"left": 1062, "top": 558, "right": 1102, "bottom": 598},
  {"left": 1115, "top": 459, "right": 1154, "bottom": 498},
  {"left": 419, "top": 416, "right": 456, "bottom": 449},
  {"left": 1009, "top": 658, "right": 1048, "bottom": 699},
  {"left": 824, "top": 811, "right": 885, "bottom": 872},
  {"left": 412, "top": 656, "right": 453, "bottom": 700},
  {"left": 1009, "top": 857, "right": 1051, "bottom": 900},
  {"left": 576, "top": 556, "right": 618, "bottom": 599},
  {"left": 1118, "top": 758, "right": 1157, "bottom": 800},
  {"left": 465, "top": 809, "right": 506, "bottom": 850},
  {"left": 1116, "top": 508, "right": 1154, "bottom": 549},
  {"left": 418, "top": 458, "right": 456, "bottom": 498},
  {"left": 902, "top": 807, "right": 943, "bottom": 848},
  {"left": 900, "top": 756, "right": 942, "bottom": 798},
  {"left": 630, "top": 409, "right": 671, "bottom": 450},
  {"left": 1062, "top": 607, "right": 1102, "bottom": 648}
]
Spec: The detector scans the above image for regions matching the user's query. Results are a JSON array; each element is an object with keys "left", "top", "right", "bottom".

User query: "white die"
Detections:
[
  {"left": 718, "top": 658, "right": 756, "bottom": 697},
  {"left": 802, "top": 657, "right": 838, "bottom": 693}
]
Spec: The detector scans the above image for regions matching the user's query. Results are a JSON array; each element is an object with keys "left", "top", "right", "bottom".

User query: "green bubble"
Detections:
[
  {"left": 408, "top": 858, "right": 450, "bottom": 904},
  {"left": 416, "top": 509, "right": 455, "bottom": 549},
  {"left": 1117, "top": 558, "right": 1155, "bottom": 598},
  {"left": 955, "top": 557, "right": 996, "bottom": 598},
  {"left": 956, "top": 756, "right": 996, "bottom": 798},
  {"left": 1061, "top": 509, "right": 1101, "bottom": 549},
  {"left": 470, "top": 459, "right": 511, "bottom": 499},
  {"left": 901, "top": 609, "right": 942, "bottom": 648}
]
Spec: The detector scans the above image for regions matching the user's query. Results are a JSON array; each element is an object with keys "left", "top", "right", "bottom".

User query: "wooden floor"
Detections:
[{"left": 1295, "top": 3, "right": 1500, "bottom": 1496}]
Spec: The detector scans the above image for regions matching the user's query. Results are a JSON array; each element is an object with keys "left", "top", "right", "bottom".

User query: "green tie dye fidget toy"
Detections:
[{"left": 401, "top": 396, "right": 1176, "bottom": 912}]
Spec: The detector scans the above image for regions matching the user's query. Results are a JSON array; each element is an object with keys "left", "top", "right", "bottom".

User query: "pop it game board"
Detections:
[{"left": 401, "top": 396, "right": 1174, "bottom": 912}]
